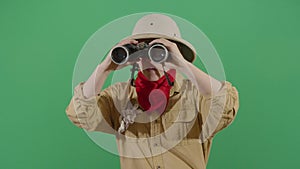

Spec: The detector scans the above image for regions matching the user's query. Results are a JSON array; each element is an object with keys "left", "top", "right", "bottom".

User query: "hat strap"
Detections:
[
  {"left": 162, "top": 63, "right": 174, "bottom": 86},
  {"left": 130, "top": 63, "right": 138, "bottom": 87}
]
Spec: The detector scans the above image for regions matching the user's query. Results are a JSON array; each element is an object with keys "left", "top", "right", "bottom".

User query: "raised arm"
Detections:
[
  {"left": 149, "top": 38, "right": 239, "bottom": 138},
  {"left": 83, "top": 39, "right": 139, "bottom": 98},
  {"left": 149, "top": 38, "right": 222, "bottom": 97},
  {"left": 65, "top": 39, "right": 138, "bottom": 131}
]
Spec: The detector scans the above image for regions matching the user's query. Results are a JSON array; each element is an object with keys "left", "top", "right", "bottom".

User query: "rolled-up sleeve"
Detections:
[
  {"left": 198, "top": 81, "right": 239, "bottom": 139},
  {"left": 65, "top": 82, "right": 117, "bottom": 133}
]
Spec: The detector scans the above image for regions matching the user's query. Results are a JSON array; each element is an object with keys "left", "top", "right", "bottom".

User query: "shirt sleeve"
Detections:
[
  {"left": 198, "top": 81, "right": 239, "bottom": 139},
  {"left": 65, "top": 82, "right": 118, "bottom": 133}
]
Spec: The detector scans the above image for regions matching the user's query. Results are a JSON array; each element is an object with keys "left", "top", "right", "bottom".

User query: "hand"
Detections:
[
  {"left": 149, "top": 38, "right": 188, "bottom": 69},
  {"left": 102, "top": 39, "right": 139, "bottom": 71}
]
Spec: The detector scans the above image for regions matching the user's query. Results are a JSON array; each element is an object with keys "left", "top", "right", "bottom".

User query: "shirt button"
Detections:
[
  {"left": 157, "top": 166, "right": 161, "bottom": 169},
  {"left": 154, "top": 143, "right": 158, "bottom": 147}
]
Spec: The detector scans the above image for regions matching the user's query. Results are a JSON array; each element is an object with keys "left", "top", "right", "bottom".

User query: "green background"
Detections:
[{"left": 1, "top": 0, "right": 299, "bottom": 168}]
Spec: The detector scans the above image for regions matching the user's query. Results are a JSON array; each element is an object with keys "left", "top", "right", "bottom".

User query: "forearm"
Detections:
[
  {"left": 180, "top": 61, "right": 222, "bottom": 97},
  {"left": 82, "top": 63, "right": 111, "bottom": 99}
]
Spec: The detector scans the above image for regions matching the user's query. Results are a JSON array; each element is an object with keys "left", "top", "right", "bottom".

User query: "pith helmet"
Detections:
[{"left": 123, "top": 13, "right": 196, "bottom": 63}]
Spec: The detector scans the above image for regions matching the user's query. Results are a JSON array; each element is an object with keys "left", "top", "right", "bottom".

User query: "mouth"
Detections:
[{"left": 146, "top": 67, "right": 157, "bottom": 71}]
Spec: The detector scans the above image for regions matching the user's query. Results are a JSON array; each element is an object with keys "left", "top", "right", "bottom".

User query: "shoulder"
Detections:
[{"left": 102, "top": 81, "right": 133, "bottom": 98}]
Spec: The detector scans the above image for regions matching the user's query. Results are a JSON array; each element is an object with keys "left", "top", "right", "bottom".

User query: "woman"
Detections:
[{"left": 66, "top": 13, "right": 239, "bottom": 169}]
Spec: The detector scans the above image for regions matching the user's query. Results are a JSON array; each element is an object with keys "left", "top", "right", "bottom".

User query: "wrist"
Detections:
[
  {"left": 98, "top": 62, "right": 112, "bottom": 74},
  {"left": 177, "top": 59, "right": 190, "bottom": 70}
]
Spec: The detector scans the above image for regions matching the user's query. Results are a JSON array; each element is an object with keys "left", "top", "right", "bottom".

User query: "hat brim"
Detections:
[{"left": 122, "top": 33, "right": 196, "bottom": 63}]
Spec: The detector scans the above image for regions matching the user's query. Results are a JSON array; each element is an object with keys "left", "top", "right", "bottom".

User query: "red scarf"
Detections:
[{"left": 135, "top": 69, "right": 176, "bottom": 114}]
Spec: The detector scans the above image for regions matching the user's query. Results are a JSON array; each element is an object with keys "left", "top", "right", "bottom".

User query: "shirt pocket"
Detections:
[{"left": 162, "top": 109, "right": 198, "bottom": 146}]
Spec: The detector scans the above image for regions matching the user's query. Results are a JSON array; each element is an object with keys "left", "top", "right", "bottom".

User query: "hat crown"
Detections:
[{"left": 132, "top": 14, "right": 181, "bottom": 38}]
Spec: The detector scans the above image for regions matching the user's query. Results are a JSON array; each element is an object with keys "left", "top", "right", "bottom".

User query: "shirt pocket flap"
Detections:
[{"left": 162, "top": 109, "right": 198, "bottom": 146}]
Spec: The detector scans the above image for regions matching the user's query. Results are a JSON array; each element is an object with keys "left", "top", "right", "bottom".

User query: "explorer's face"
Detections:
[{"left": 136, "top": 55, "right": 164, "bottom": 81}]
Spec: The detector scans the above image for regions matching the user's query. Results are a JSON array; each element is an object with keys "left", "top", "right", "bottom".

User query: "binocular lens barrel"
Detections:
[
  {"left": 148, "top": 44, "right": 168, "bottom": 63},
  {"left": 111, "top": 43, "right": 168, "bottom": 65},
  {"left": 111, "top": 46, "right": 129, "bottom": 65}
]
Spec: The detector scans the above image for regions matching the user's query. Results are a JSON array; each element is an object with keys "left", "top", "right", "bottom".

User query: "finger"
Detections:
[
  {"left": 149, "top": 38, "right": 170, "bottom": 46},
  {"left": 131, "top": 39, "right": 139, "bottom": 44},
  {"left": 125, "top": 39, "right": 138, "bottom": 44},
  {"left": 149, "top": 38, "right": 163, "bottom": 46},
  {"left": 119, "top": 39, "right": 138, "bottom": 46}
]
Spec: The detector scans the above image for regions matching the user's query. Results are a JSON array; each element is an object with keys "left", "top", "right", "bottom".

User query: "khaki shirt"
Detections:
[{"left": 65, "top": 73, "right": 239, "bottom": 169}]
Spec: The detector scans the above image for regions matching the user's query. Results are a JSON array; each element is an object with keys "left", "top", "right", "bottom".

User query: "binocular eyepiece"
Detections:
[{"left": 111, "top": 42, "right": 168, "bottom": 65}]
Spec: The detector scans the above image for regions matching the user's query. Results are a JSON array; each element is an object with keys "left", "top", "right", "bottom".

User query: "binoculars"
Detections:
[{"left": 111, "top": 42, "right": 168, "bottom": 65}]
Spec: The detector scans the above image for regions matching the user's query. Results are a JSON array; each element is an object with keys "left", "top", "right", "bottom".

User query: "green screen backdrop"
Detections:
[{"left": 1, "top": 0, "right": 299, "bottom": 169}]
